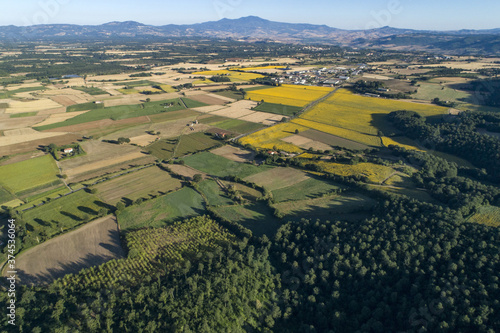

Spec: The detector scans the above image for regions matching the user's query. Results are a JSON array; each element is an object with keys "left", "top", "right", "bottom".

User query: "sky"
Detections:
[{"left": 1, "top": 0, "right": 499, "bottom": 31}]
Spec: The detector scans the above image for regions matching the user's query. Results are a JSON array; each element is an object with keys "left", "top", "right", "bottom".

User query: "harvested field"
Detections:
[
  {"left": 96, "top": 166, "right": 182, "bottom": 205},
  {"left": 168, "top": 164, "right": 207, "bottom": 180},
  {"left": 5, "top": 98, "right": 63, "bottom": 113},
  {"left": 245, "top": 167, "right": 309, "bottom": 191},
  {"left": 282, "top": 134, "right": 332, "bottom": 151},
  {"left": 34, "top": 111, "right": 89, "bottom": 127},
  {"left": 103, "top": 92, "right": 180, "bottom": 107},
  {"left": 12, "top": 216, "right": 124, "bottom": 285},
  {"left": 299, "top": 129, "right": 370, "bottom": 150},
  {"left": 130, "top": 134, "right": 159, "bottom": 146},
  {"left": 186, "top": 93, "right": 227, "bottom": 105},
  {"left": 205, "top": 92, "right": 236, "bottom": 103},
  {"left": 0, "top": 116, "right": 48, "bottom": 131},
  {"left": 211, "top": 145, "right": 255, "bottom": 163},
  {"left": 239, "top": 111, "right": 285, "bottom": 125},
  {"left": 49, "top": 95, "right": 78, "bottom": 106},
  {"left": 0, "top": 128, "right": 67, "bottom": 147},
  {"left": 63, "top": 151, "right": 149, "bottom": 179},
  {"left": 192, "top": 105, "right": 227, "bottom": 113},
  {"left": 42, "top": 116, "right": 151, "bottom": 136},
  {"left": 211, "top": 100, "right": 258, "bottom": 118},
  {"left": 59, "top": 140, "right": 147, "bottom": 177},
  {"left": 0, "top": 134, "right": 82, "bottom": 157}
]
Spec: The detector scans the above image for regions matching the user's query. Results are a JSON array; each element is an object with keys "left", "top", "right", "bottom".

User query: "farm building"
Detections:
[{"left": 63, "top": 148, "right": 74, "bottom": 154}]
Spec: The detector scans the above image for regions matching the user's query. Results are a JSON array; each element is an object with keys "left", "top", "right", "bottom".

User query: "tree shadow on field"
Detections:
[
  {"left": 77, "top": 206, "right": 98, "bottom": 216},
  {"left": 34, "top": 218, "right": 50, "bottom": 227},
  {"left": 60, "top": 211, "right": 84, "bottom": 221},
  {"left": 370, "top": 113, "right": 401, "bottom": 136},
  {"left": 121, "top": 197, "right": 133, "bottom": 207},
  {"left": 94, "top": 200, "right": 114, "bottom": 211}
]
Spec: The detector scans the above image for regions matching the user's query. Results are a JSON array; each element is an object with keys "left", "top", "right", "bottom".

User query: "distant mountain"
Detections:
[{"left": 1, "top": 16, "right": 499, "bottom": 55}]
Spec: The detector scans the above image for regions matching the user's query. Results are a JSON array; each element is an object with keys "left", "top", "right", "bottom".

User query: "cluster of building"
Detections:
[{"left": 268, "top": 64, "right": 368, "bottom": 87}]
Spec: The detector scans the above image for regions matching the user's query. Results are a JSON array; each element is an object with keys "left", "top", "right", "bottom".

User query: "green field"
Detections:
[
  {"left": 468, "top": 206, "right": 500, "bottom": 227},
  {"left": 213, "top": 202, "right": 282, "bottom": 236},
  {"left": 244, "top": 167, "right": 309, "bottom": 191},
  {"left": 272, "top": 177, "right": 343, "bottom": 202},
  {"left": 197, "top": 179, "right": 234, "bottom": 206},
  {"left": 183, "top": 152, "right": 274, "bottom": 178},
  {"left": 146, "top": 139, "right": 177, "bottom": 160},
  {"left": 10, "top": 112, "right": 38, "bottom": 118},
  {"left": 0, "top": 155, "right": 61, "bottom": 195},
  {"left": 72, "top": 86, "right": 108, "bottom": 95},
  {"left": 23, "top": 186, "right": 71, "bottom": 204},
  {"left": 212, "top": 90, "right": 244, "bottom": 100},
  {"left": 176, "top": 132, "right": 222, "bottom": 156},
  {"left": 273, "top": 193, "right": 376, "bottom": 220},
  {"left": 96, "top": 166, "right": 182, "bottom": 205},
  {"left": 117, "top": 187, "right": 205, "bottom": 230},
  {"left": 66, "top": 101, "right": 105, "bottom": 112},
  {"left": 0, "top": 186, "right": 15, "bottom": 205},
  {"left": 254, "top": 102, "right": 302, "bottom": 116},
  {"left": 147, "top": 133, "right": 222, "bottom": 160},
  {"left": 22, "top": 190, "right": 105, "bottom": 239},
  {"left": 181, "top": 98, "right": 208, "bottom": 109},
  {"left": 36, "top": 99, "right": 187, "bottom": 130},
  {"left": 415, "top": 82, "right": 470, "bottom": 104}
]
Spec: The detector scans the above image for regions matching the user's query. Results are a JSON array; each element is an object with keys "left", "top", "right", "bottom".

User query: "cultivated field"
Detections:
[
  {"left": 312, "top": 160, "right": 396, "bottom": 184},
  {"left": 198, "top": 179, "right": 234, "bottom": 206},
  {"left": 239, "top": 121, "right": 310, "bottom": 152},
  {"left": 246, "top": 84, "right": 332, "bottom": 107},
  {"left": 300, "top": 89, "right": 447, "bottom": 136},
  {"left": 117, "top": 187, "right": 204, "bottom": 230},
  {"left": 12, "top": 215, "right": 124, "bottom": 285},
  {"left": 211, "top": 145, "right": 256, "bottom": 163},
  {"left": 96, "top": 166, "right": 182, "bottom": 205},
  {"left": 168, "top": 164, "right": 207, "bottom": 180},
  {"left": 273, "top": 193, "right": 376, "bottom": 220},
  {"left": 4, "top": 98, "right": 63, "bottom": 114},
  {"left": 244, "top": 167, "right": 309, "bottom": 191},
  {"left": 21, "top": 190, "right": 105, "bottom": 240},
  {"left": 282, "top": 134, "right": 332, "bottom": 151},
  {"left": 34, "top": 111, "right": 89, "bottom": 127},
  {"left": 59, "top": 141, "right": 153, "bottom": 181},
  {"left": 183, "top": 152, "right": 274, "bottom": 178},
  {"left": 0, "top": 154, "right": 60, "bottom": 197},
  {"left": 272, "top": 177, "right": 343, "bottom": 202},
  {"left": 0, "top": 128, "right": 67, "bottom": 147},
  {"left": 298, "top": 129, "right": 370, "bottom": 150}
]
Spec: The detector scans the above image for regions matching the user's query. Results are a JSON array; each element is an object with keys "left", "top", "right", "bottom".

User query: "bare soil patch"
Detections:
[
  {"left": 12, "top": 216, "right": 124, "bottom": 285},
  {"left": 0, "top": 128, "right": 67, "bottom": 147},
  {"left": 49, "top": 95, "right": 78, "bottom": 106},
  {"left": 34, "top": 111, "right": 89, "bottom": 127}
]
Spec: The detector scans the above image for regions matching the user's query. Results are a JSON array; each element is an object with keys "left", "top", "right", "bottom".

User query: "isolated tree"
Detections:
[
  {"left": 294, "top": 129, "right": 299, "bottom": 134},
  {"left": 193, "top": 174, "right": 203, "bottom": 183}
]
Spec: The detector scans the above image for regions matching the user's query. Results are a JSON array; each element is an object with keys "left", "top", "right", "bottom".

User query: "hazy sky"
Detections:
[{"left": 1, "top": 0, "right": 499, "bottom": 31}]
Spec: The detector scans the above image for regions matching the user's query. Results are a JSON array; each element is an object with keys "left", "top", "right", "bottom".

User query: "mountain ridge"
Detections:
[{"left": 1, "top": 16, "right": 499, "bottom": 55}]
